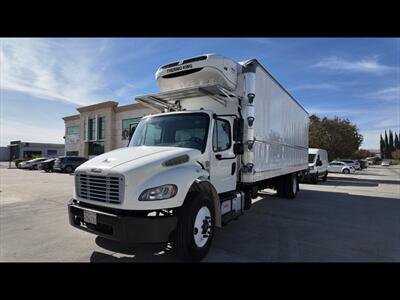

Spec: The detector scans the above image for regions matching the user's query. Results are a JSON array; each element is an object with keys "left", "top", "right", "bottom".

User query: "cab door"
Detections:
[{"left": 209, "top": 117, "right": 237, "bottom": 193}]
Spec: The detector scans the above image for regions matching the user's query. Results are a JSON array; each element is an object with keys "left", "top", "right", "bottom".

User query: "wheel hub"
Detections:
[{"left": 193, "top": 207, "right": 212, "bottom": 247}]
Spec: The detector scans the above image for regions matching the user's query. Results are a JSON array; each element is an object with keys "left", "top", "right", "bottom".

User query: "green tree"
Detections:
[
  {"left": 380, "top": 134, "right": 384, "bottom": 158},
  {"left": 395, "top": 132, "right": 399, "bottom": 150},
  {"left": 384, "top": 131, "right": 389, "bottom": 159},
  {"left": 309, "top": 114, "right": 363, "bottom": 161},
  {"left": 389, "top": 130, "right": 394, "bottom": 157}
]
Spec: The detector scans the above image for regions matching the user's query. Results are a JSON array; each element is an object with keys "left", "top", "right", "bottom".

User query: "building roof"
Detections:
[
  {"left": 115, "top": 102, "right": 148, "bottom": 112},
  {"left": 62, "top": 101, "right": 155, "bottom": 123},
  {"left": 77, "top": 101, "right": 118, "bottom": 113},
  {"left": 63, "top": 114, "right": 80, "bottom": 121},
  {"left": 7, "top": 141, "right": 65, "bottom": 147}
]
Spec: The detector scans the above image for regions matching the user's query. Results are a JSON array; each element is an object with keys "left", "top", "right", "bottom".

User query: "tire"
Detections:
[
  {"left": 342, "top": 168, "right": 350, "bottom": 174},
  {"left": 64, "top": 165, "right": 73, "bottom": 173},
  {"left": 277, "top": 173, "right": 298, "bottom": 199},
  {"left": 322, "top": 171, "right": 328, "bottom": 181},
  {"left": 311, "top": 173, "right": 318, "bottom": 184},
  {"left": 286, "top": 173, "right": 298, "bottom": 199},
  {"left": 174, "top": 192, "right": 215, "bottom": 262}
]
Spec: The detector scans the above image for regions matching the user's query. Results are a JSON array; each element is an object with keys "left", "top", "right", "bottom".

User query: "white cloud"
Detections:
[
  {"left": 0, "top": 38, "right": 110, "bottom": 106},
  {"left": 312, "top": 55, "right": 396, "bottom": 75},
  {"left": 290, "top": 83, "right": 337, "bottom": 91},
  {"left": 365, "top": 86, "right": 400, "bottom": 102}
]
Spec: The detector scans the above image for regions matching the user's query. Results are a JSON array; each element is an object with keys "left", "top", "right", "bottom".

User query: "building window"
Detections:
[
  {"left": 88, "top": 141, "right": 104, "bottom": 156},
  {"left": 98, "top": 116, "right": 105, "bottom": 140},
  {"left": 66, "top": 126, "right": 80, "bottom": 135},
  {"left": 47, "top": 150, "right": 57, "bottom": 157},
  {"left": 88, "top": 118, "right": 96, "bottom": 141},
  {"left": 66, "top": 151, "right": 79, "bottom": 156},
  {"left": 84, "top": 119, "right": 87, "bottom": 141},
  {"left": 122, "top": 117, "right": 141, "bottom": 140}
]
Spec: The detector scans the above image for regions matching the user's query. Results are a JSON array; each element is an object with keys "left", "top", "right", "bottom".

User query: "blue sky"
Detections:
[{"left": 1, "top": 38, "right": 399, "bottom": 149}]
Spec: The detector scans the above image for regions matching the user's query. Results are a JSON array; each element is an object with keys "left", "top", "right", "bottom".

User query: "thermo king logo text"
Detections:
[{"left": 166, "top": 64, "right": 193, "bottom": 73}]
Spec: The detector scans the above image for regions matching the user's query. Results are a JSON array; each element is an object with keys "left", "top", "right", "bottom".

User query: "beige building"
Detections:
[{"left": 63, "top": 101, "right": 155, "bottom": 157}]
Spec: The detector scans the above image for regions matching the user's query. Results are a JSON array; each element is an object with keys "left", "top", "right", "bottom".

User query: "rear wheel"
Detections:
[
  {"left": 174, "top": 192, "right": 215, "bottom": 262},
  {"left": 311, "top": 173, "right": 318, "bottom": 184},
  {"left": 343, "top": 168, "right": 350, "bottom": 174},
  {"left": 277, "top": 173, "right": 298, "bottom": 199},
  {"left": 322, "top": 171, "right": 328, "bottom": 181}
]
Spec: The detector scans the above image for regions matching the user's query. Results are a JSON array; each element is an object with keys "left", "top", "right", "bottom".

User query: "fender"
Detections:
[
  {"left": 123, "top": 162, "right": 210, "bottom": 211},
  {"left": 189, "top": 177, "right": 222, "bottom": 227}
]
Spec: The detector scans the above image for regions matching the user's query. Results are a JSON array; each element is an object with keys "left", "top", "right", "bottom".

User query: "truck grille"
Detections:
[{"left": 76, "top": 173, "right": 124, "bottom": 204}]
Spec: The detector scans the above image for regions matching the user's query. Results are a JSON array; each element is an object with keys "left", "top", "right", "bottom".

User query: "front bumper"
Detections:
[{"left": 68, "top": 199, "right": 178, "bottom": 243}]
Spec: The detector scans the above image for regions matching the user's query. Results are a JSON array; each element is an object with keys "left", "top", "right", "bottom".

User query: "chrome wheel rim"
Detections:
[{"left": 193, "top": 206, "right": 211, "bottom": 248}]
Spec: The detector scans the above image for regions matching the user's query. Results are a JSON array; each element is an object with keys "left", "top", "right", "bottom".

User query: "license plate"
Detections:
[{"left": 83, "top": 210, "right": 97, "bottom": 225}]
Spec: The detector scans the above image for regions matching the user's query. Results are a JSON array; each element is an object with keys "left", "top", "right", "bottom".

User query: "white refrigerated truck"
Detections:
[{"left": 68, "top": 54, "right": 309, "bottom": 261}]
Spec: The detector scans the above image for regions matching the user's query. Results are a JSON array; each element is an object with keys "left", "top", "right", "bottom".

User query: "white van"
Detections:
[{"left": 307, "top": 148, "right": 329, "bottom": 183}]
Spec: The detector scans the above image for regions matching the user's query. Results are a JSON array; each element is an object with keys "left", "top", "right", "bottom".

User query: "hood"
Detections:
[{"left": 76, "top": 146, "right": 202, "bottom": 174}]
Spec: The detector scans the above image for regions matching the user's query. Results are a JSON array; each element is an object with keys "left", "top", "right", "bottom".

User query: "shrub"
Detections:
[{"left": 392, "top": 149, "right": 400, "bottom": 160}]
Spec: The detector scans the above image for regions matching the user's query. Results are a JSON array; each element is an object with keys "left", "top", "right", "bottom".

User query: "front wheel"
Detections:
[{"left": 174, "top": 192, "right": 215, "bottom": 262}]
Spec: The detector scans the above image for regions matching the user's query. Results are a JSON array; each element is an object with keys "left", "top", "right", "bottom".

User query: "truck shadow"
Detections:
[
  {"left": 313, "top": 179, "right": 378, "bottom": 187},
  {"left": 90, "top": 188, "right": 400, "bottom": 262},
  {"left": 91, "top": 237, "right": 179, "bottom": 262},
  {"left": 326, "top": 176, "right": 399, "bottom": 186}
]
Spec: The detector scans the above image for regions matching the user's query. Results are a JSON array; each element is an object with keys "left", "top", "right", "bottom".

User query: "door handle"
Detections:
[{"left": 215, "top": 154, "right": 237, "bottom": 160}]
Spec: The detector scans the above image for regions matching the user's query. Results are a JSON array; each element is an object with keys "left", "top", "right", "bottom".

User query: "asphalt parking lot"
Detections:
[{"left": 1, "top": 162, "right": 399, "bottom": 262}]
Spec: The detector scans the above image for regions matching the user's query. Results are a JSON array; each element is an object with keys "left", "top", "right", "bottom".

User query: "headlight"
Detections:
[
  {"left": 139, "top": 184, "right": 178, "bottom": 201},
  {"left": 309, "top": 166, "right": 315, "bottom": 170}
]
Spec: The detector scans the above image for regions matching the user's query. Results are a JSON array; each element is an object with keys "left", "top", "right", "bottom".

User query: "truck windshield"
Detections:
[
  {"left": 308, "top": 154, "right": 316, "bottom": 163},
  {"left": 129, "top": 113, "right": 210, "bottom": 153}
]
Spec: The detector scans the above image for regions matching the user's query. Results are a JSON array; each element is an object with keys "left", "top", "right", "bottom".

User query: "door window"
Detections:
[{"left": 213, "top": 119, "right": 231, "bottom": 152}]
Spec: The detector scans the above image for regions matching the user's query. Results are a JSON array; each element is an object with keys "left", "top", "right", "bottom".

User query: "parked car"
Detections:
[
  {"left": 39, "top": 158, "right": 56, "bottom": 172},
  {"left": 17, "top": 158, "right": 48, "bottom": 170},
  {"left": 338, "top": 159, "right": 361, "bottom": 170},
  {"left": 381, "top": 161, "right": 390, "bottom": 167},
  {"left": 327, "top": 161, "right": 356, "bottom": 174},
  {"left": 53, "top": 156, "right": 88, "bottom": 173},
  {"left": 307, "top": 148, "right": 329, "bottom": 183},
  {"left": 358, "top": 159, "right": 368, "bottom": 169}
]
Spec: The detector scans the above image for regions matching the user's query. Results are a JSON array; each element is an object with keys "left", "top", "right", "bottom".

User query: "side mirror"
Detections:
[
  {"left": 316, "top": 160, "right": 322, "bottom": 166},
  {"left": 233, "top": 118, "right": 244, "bottom": 142},
  {"left": 233, "top": 143, "right": 244, "bottom": 155}
]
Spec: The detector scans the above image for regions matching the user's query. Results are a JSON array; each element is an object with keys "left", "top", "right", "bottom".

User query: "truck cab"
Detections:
[{"left": 68, "top": 53, "right": 309, "bottom": 261}]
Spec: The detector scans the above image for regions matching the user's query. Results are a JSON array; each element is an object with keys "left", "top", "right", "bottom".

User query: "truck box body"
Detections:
[{"left": 239, "top": 60, "right": 309, "bottom": 183}]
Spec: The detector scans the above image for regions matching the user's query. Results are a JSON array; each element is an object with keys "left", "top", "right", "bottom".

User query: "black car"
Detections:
[
  {"left": 53, "top": 156, "right": 88, "bottom": 173},
  {"left": 39, "top": 158, "right": 56, "bottom": 172},
  {"left": 358, "top": 159, "right": 368, "bottom": 169}
]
